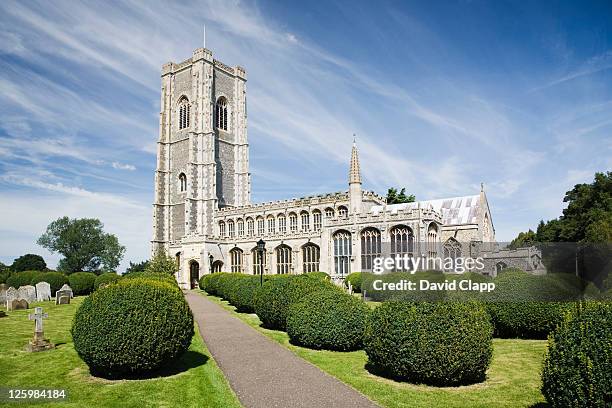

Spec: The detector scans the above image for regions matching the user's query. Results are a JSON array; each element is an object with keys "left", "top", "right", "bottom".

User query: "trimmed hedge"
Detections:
[
  {"left": 6, "top": 270, "right": 41, "bottom": 288},
  {"left": 287, "top": 290, "right": 369, "bottom": 351},
  {"left": 542, "top": 302, "right": 611, "bottom": 407},
  {"left": 345, "top": 272, "right": 363, "bottom": 293},
  {"left": 303, "top": 272, "right": 330, "bottom": 281},
  {"left": 226, "top": 275, "right": 264, "bottom": 313},
  {"left": 364, "top": 270, "right": 448, "bottom": 302},
  {"left": 31, "top": 272, "right": 69, "bottom": 296},
  {"left": 199, "top": 273, "right": 231, "bottom": 296},
  {"left": 254, "top": 275, "right": 341, "bottom": 331},
  {"left": 364, "top": 301, "right": 493, "bottom": 386},
  {"left": 123, "top": 272, "right": 177, "bottom": 286},
  {"left": 72, "top": 278, "right": 193, "bottom": 377},
  {"left": 94, "top": 272, "right": 121, "bottom": 290},
  {"left": 68, "top": 272, "right": 97, "bottom": 295}
]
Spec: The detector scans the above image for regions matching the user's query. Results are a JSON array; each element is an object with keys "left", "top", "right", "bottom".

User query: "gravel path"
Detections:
[{"left": 185, "top": 292, "right": 379, "bottom": 408}]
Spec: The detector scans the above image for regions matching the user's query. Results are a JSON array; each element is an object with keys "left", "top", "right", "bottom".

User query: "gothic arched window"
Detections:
[
  {"left": 256, "top": 216, "right": 265, "bottom": 236},
  {"left": 179, "top": 173, "right": 187, "bottom": 192},
  {"left": 390, "top": 225, "right": 414, "bottom": 271},
  {"left": 219, "top": 221, "right": 226, "bottom": 238},
  {"left": 237, "top": 218, "right": 244, "bottom": 237},
  {"left": 178, "top": 97, "right": 190, "bottom": 130},
  {"left": 252, "top": 247, "right": 266, "bottom": 275},
  {"left": 300, "top": 211, "right": 310, "bottom": 232},
  {"left": 267, "top": 215, "right": 275, "bottom": 234},
  {"left": 427, "top": 223, "right": 438, "bottom": 258},
  {"left": 338, "top": 205, "right": 348, "bottom": 218},
  {"left": 278, "top": 214, "right": 286, "bottom": 233},
  {"left": 361, "top": 227, "right": 381, "bottom": 272},
  {"left": 333, "top": 230, "right": 351, "bottom": 276},
  {"left": 216, "top": 97, "right": 228, "bottom": 131},
  {"left": 302, "top": 243, "right": 320, "bottom": 272},
  {"left": 312, "top": 210, "right": 322, "bottom": 231},
  {"left": 246, "top": 217, "right": 254, "bottom": 236},
  {"left": 324, "top": 207, "right": 334, "bottom": 219},
  {"left": 227, "top": 220, "right": 235, "bottom": 238},
  {"left": 289, "top": 212, "right": 298, "bottom": 233},
  {"left": 276, "top": 244, "right": 292, "bottom": 274},
  {"left": 443, "top": 238, "right": 462, "bottom": 272},
  {"left": 230, "top": 247, "right": 243, "bottom": 273}
]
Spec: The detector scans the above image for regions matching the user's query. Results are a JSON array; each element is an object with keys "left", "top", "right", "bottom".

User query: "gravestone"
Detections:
[
  {"left": 26, "top": 307, "right": 54, "bottom": 352},
  {"left": 8, "top": 298, "right": 29, "bottom": 311},
  {"left": 18, "top": 285, "right": 37, "bottom": 304},
  {"left": 0, "top": 283, "right": 7, "bottom": 305},
  {"left": 59, "top": 284, "right": 73, "bottom": 298},
  {"left": 55, "top": 290, "right": 71, "bottom": 305},
  {"left": 6, "top": 287, "right": 18, "bottom": 308},
  {"left": 35, "top": 282, "right": 52, "bottom": 302}
]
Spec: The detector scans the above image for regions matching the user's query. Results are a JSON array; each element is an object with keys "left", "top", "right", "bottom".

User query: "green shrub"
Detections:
[
  {"left": 217, "top": 273, "right": 243, "bottom": 300},
  {"left": 364, "top": 301, "right": 493, "bottom": 386},
  {"left": 304, "top": 272, "right": 330, "bottom": 281},
  {"left": 227, "top": 275, "right": 264, "bottom": 313},
  {"left": 364, "top": 270, "right": 447, "bottom": 302},
  {"left": 485, "top": 270, "right": 577, "bottom": 339},
  {"left": 0, "top": 270, "right": 10, "bottom": 284},
  {"left": 287, "top": 290, "right": 369, "bottom": 351},
  {"left": 199, "top": 273, "right": 231, "bottom": 296},
  {"left": 6, "top": 270, "right": 41, "bottom": 288},
  {"left": 31, "top": 272, "right": 69, "bottom": 296},
  {"left": 68, "top": 272, "right": 97, "bottom": 295},
  {"left": 94, "top": 272, "right": 121, "bottom": 290},
  {"left": 345, "top": 272, "right": 363, "bottom": 292},
  {"left": 123, "top": 272, "right": 177, "bottom": 286},
  {"left": 72, "top": 279, "right": 193, "bottom": 377},
  {"left": 254, "top": 275, "right": 340, "bottom": 331},
  {"left": 542, "top": 302, "right": 611, "bottom": 407}
]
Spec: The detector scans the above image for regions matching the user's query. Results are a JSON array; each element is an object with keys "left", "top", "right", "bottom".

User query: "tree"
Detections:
[
  {"left": 11, "top": 254, "right": 47, "bottom": 272},
  {"left": 508, "top": 229, "right": 537, "bottom": 249},
  {"left": 125, "top": 260, "right": 150, "bottom": 275},
  {"left": 145, "top": 251, "right": 178, "bottom": 275},
  {"left": 37, "top": 217, "right": 125, "bottom": 274},
  {"left": 386, "top": 187, "right": 416, "bottom": 204}
]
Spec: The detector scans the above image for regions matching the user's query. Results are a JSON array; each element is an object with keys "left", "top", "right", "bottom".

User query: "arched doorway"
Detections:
[
  {"left": 496, "top": 261, "right": 508, "bottom": 274},
  {"left": 189, "top": 261, "right": 200, "bottom": 289}
]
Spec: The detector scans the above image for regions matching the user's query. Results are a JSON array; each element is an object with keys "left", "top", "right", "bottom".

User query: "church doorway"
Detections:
[{"left": 189, "top": 261, "right": 200, "bottom": 289}]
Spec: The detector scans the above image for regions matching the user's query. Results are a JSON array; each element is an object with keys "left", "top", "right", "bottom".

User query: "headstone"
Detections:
[
  {"left": 0, "top": 283, "right": 7, "bottom": 305},
  {"left": 35, "top": 282, "right": 52, "bottom": 302},
  {"left": 8, "top": 298, "right": 28, "bottom": 311},
  {"left": 59, "top": 284, "right": 73, "bottom": 298},
  {"left": 55, "top": 290, "right": 71, "bottom": 305},
  {"left": 6, "top": 287, "right": 17, "bottom": 308},
  {"left": 26, "top": 307, "right": 54, "bottom": 352},
  {"left": 18, "top": 285, "right": 37, "bottom": 304}
]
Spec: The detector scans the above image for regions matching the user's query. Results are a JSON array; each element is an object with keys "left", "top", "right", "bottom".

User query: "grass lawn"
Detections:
[
  {"left": 198, "top": 290, "right": 549, "bottom": 408},
  {"left": 0, "top": 297, "right": 241, "bottom": 408}
]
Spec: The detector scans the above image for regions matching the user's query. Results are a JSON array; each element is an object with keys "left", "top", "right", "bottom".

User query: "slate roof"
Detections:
[{"left": 370, "top": 194, "right": 481, "bottom": 226}]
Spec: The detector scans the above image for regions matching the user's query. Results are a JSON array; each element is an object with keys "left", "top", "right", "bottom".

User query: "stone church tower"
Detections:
[{"left": 152, "top": 48, "right": 250, "bottom": 253}]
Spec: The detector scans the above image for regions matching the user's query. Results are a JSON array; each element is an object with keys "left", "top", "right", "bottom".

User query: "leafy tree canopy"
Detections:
[
  {"left": 145, "top": 251, "right": 178, "bottom": 275},
  {"left": 37, "top": 217, "right": 125, "bottom": 274},
  {"left": 125, "top": 260, "right": 150, "bottom": 275},
  {"left": 11, "top": 253, "right": 47, "bottom": 272},
  {"left": 510, "top": 171, "right": 612, "bottom": 246},
  {"left": 386, "top": 187, "right": 416, "bottom": 204}
]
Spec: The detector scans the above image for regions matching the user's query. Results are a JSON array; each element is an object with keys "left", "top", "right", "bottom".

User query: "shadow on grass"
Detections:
[
  {"left": 528, "top": 403, "right": 549, "bottom": 408},
  {"left": 364, "top": 362, "right": 487, "bottom": 388},
  {"left": 90, "top": 350, "right": 209, "bottom": 381}
]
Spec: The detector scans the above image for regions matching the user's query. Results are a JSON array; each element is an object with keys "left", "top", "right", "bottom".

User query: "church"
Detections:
[{"left": 152, "top": 48, "right": 543, "bottom": 289}]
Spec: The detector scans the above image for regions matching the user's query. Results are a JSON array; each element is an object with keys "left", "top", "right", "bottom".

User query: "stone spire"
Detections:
[
  {"left": 349, "top": 138, "right": 362, "bottom": 185},
  {"left": 348, "top": 137, "right": 362, "bottom": 214}
]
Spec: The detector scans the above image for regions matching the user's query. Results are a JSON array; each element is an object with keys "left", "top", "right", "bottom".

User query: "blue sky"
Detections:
[{"left": 0, "top": 0, "right": 611, "bottom": 271}]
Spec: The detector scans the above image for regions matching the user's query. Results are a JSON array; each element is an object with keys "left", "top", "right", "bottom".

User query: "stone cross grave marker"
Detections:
[
  {"left": 35, "top": 282, "right": 52, "bottom": 302},
  {"left": 18, "top": 285, "right": 37, "bottom": 304},
  {"left": 26, "top": 307, "right": 54, "bottom": 352}
]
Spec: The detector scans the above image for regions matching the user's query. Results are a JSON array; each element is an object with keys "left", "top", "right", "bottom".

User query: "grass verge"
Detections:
[
  {"left": 0, "top": 297, "right": 241, "bottom": 408},
  {"left": 198, "top": 290, "right": 548, "bottom": 408}
]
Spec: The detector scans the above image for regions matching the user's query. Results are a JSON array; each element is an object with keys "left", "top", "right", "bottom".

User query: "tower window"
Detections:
[
  {"left": 216, "top": 97, "right": 228, "bottom": 131},
  {"left": 179, "top": 173, "right": 187, "bottom": 192},
  {"left": 178, "top": 97, "right": 190, "bottom": 130}
]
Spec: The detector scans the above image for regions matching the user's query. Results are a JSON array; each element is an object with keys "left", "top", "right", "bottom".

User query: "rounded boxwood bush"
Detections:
[
  {"left": 365, "top": 270, "right": 447, "bottom": 302},
  {"left": 364, "top": 301, "right": 493, "bottom": 386},
  {"left": 199, "top": 273, "right": 230, "bottom": 296},
  {"left": 542, "top": 302, "right": 611, "bottom": 407},
  {"left": 123, "top": 272, "right": 176, "bottom": 286},
  {"left": 304, "top": 271, "right": 330, "bottom": 281},
  {"left": 94, "top": 272, "right": 121, "bottom": 290},
  {"left": 6, "top": 270, "right": 41, "bottom": 288},
  {"left": 31, "top": 272, "right": 69, "bottom": 296},
  {"left": 345, "top": 272, "right": 363, "bottom": 292},
  {"left": 72, "top": 278, "right": 193, "bottom": 377},
  {"left": 68, "top": 272, "right": 97, "bottom": 295},
  {"left": 287, "top": 290, "right": 369, "bottom": 351},
  {"left": 254, "top": 275, "right": 340, "bottom": 331},
  {"left": 228, "top": 275, "right": 264, "bottom": 313}
]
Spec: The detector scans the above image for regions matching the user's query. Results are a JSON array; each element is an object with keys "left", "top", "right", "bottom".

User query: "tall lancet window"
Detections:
[
  {"left": 216, "top": 97, "right": 228, "bottom": 131},
  {"left": 178, "top": 173, "right": 187, "bottom": 192},
  {"left": 178, "top": 97, "right": 190, "bottom": 130}
]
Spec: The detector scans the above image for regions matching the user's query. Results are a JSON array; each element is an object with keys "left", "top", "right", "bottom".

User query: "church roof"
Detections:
[{"left": 370, "top": 194, "right": 481, "bottom": 226}]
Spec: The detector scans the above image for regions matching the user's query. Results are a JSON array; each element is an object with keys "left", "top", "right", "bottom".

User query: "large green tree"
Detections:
[
  {"left": 37, "top": 217, "right": 125, "bottom": 274},
  {"left": 10, "top": 253, "right": 47, "bottom": 271},
  {"left": 386, "top": 187, "right": 416, "bottom": 204},
  {"left": 145, "top": 251, "right": 178, "bottom": 275},
  {"left": 124, "top": 260, "right": 150, "bottom": 275}
]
